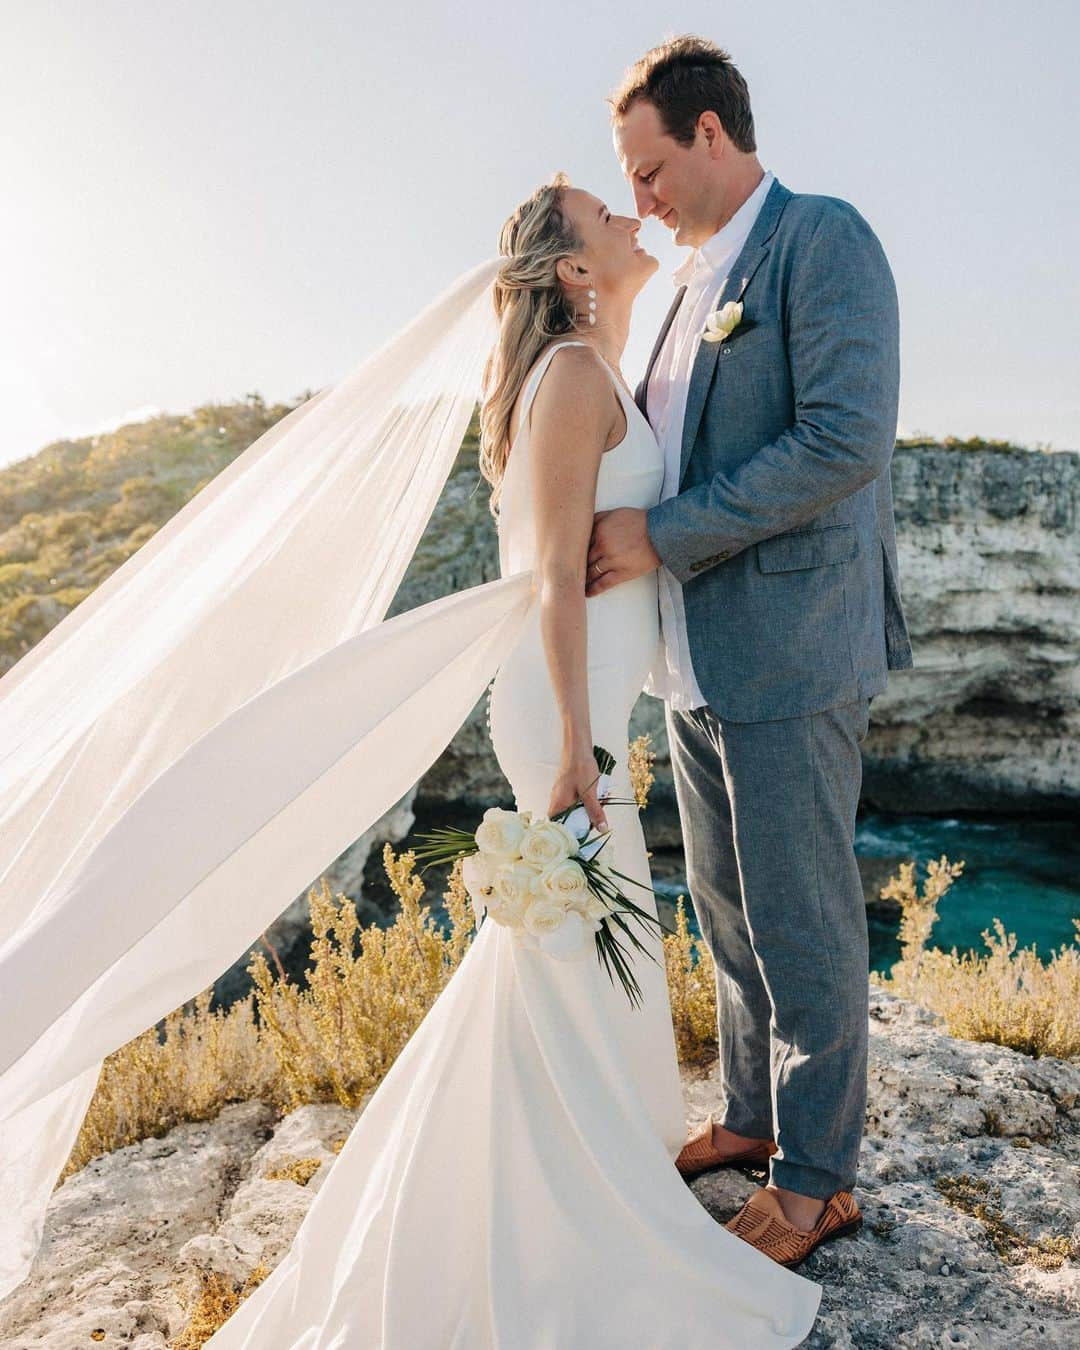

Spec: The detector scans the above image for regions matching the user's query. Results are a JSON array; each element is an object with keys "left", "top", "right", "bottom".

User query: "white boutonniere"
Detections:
[{"left": 702, "top": 299, "right": 743, "bottom": 344}]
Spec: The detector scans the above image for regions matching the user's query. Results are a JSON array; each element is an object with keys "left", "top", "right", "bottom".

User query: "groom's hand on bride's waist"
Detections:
[{"left": 585, "top": 508, "right": 662, "bottom": 597}]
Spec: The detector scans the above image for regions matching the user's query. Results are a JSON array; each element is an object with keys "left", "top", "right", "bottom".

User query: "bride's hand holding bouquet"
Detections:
[
  {"left": 546, "top": 740, "right": 610, "bottom": 835},
  {"left": 410, "top": 745, "right": 671, "bottom": 1008}
]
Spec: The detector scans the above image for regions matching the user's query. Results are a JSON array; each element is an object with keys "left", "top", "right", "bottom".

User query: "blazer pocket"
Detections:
[
  {"left": 717, "top": 319, "right": 781, "bottom": 358},
  {"left": 755, "top": 523, "right": 859, "bottom": 573}
]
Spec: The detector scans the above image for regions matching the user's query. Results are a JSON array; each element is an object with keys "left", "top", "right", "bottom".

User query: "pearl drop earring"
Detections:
[{"left": 587, "top": 288, "right": 597, "bottom": 326}]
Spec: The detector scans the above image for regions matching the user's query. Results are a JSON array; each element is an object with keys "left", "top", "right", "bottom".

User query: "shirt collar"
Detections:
[{"left": 671, "top": 169, "right": 775, "bottom": 288}]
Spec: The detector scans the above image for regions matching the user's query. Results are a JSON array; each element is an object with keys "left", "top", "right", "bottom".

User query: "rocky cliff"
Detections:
[
  {"left": 861, "top": 445, "right": 1078, "bottom": 816},
  {"left": 1, "top": 990, "right": 1075, "bottom": 1347}
]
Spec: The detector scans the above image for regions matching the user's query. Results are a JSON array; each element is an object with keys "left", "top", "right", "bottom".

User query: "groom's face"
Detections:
[{"left": 614, "top": 99, "right": 717, "bottom": 249}]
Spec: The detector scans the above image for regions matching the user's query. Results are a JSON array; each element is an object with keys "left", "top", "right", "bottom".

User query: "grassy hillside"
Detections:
[{"left": 0, "top": 394, "right": 311, "bottom": 675}]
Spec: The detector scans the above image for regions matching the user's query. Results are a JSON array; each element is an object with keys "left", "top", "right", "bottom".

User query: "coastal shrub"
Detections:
[
  {"left": 0, "top": 561, "right": 32, "bottom": 596},
  {"left": 894, "top": 434, "right": 1049, "bottom": 454},
  {"left": 871, "top": 858, "right": 1080, "bottom": 1059},
  {"left": 627, "top": 731, "right": 655, "bottom": 807},
  {"left": 171, "top": 1263, "right": 270, "bottom": 1350},
  {"left": 661, "top": 897, "right": 718, "bottom": 1067},
  {"left": 59, "top": 987, "right": 279, "bottom": 1184},
  {"left": 264, "top": 1156, "right": 323, "bottom": 1186},
  {"left": 934, "top": 1173, "right": 1079, "bottom": 1269},
  {"left": 63, "top": 762, "right": 1076, "bottom": 1190},
  {"left": 0, "top": 395, "right": 303, "bottom": 673},
  {"left": 246, "top": 852, "right": 472, "bottom": 1110},
  {"left": 61, "top": 847, "right": 473, "bottom": 1182}
]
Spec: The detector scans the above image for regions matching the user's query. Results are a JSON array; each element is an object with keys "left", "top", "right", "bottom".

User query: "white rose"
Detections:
[
  {"left": 537, "top": 909, "right": 592, "bottom": 961},
  {"left": 523, "top": 897, "right": 571, "bottom": 936},
  {"left": 474, "top": 806, "right": 528, "bottom": 860},
  {"left": 583, "top": 891, "right": 610, "bottom": 921},
  {"left": 536, "top": 857, "right": 589, "bottom": 904},
  {"left": 461, "top": 852, "right": 497, "bottom": 917},
  {"left": 519, "top": 818, "right": 579, "bottom": 868},
  {"left": 703, "top": 299, "right": 743, "bottom": 343},
  {"left": 488, "top": 859, "right": 541, "bottom": 926}
]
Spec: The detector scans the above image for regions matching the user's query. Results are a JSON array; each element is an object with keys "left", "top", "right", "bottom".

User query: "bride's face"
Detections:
[{"left": 559, "top": 187, "right": 658, "bottom": 303}]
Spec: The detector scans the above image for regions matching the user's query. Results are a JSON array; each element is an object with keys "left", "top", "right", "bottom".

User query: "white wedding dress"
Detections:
[{"left": 199, "top": 341, "right": 822, "bottom": 1348}]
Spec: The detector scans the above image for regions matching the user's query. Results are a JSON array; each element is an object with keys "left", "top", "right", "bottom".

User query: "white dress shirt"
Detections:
[{"left": 642, "top": 169, "right": 775, "bottom": 710}]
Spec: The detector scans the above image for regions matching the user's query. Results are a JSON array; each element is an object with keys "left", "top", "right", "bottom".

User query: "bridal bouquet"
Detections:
[{"left": 410, "top": 746, "right": 669, "bottom": 1007}]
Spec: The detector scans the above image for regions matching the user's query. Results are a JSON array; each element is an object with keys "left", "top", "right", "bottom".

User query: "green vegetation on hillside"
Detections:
[
  {"left": 0, "top": 393, "right": 310, "bottom": 675},
  {"left": 0, "top": 395, "right": 490, "bottom": 676},
  {"left": 895, "top": 434, "right": 1049, "bottom": 454}
]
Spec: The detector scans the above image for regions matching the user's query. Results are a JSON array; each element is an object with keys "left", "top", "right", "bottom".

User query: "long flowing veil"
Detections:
[{"left": 0, "top": 257, "right": 537, "bottom": 1297}]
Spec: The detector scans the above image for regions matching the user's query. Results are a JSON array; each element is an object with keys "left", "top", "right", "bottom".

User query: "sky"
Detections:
[{"left": 1, "top": 1, "right": 1078, "bottom": 470}]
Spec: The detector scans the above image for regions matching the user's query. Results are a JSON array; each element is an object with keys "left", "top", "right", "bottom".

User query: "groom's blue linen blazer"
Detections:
[{"left": 639, "top": 176, "right": 914, "bottom": 723}]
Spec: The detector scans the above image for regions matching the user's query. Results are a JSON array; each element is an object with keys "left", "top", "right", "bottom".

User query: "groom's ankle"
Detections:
[{"left": 711, "top": 1119, "right": 773, "bottom": 1149}]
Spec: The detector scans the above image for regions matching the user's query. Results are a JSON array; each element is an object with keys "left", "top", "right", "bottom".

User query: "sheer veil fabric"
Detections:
[
  {"left": 0, "top": 261, "right": 823, "bottom": 1349},
  {"left": 0, "top": 257, "right": 541, "bottom": 1296}
]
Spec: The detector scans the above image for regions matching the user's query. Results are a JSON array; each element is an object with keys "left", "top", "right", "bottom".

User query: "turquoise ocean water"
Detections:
[{"left": 652, "top": 813, "right": 1079, "bottom": 976}]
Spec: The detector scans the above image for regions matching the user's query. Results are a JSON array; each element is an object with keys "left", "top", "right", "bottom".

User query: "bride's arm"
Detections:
[{"left": 527, "top": 346, "right": 621, "bottom": 830}]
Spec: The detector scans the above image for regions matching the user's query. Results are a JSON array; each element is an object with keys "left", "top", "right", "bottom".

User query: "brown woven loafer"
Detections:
[
  {"left": 675, "top": 1114, "right": 777, "bottom": 1180},
  {"left": 724, "top": 1186, "right": 863, "bottom": 1267}
]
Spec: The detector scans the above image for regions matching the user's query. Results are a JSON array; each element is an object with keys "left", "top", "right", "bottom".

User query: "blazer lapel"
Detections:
[
  {"left": 677, "top": 178, "right": 792, "bottom": 488},
  {"left": 635, "top": 285, "right": 686, "bottom": 419}
]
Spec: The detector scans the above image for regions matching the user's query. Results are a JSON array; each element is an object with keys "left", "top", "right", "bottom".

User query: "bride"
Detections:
[{"left": 0, "top": 174, "right": 821, "bottom": 1345}]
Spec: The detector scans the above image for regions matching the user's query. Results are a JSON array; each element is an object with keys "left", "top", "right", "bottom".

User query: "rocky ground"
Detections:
[
  {"left": 0, "top": 989, "right": 1075, "bottom": 1348},
  {"left": 687, "top": 991, "right": 1080, "bottom": 1347}
]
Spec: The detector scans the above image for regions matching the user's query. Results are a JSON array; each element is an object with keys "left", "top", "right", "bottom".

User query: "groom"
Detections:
[{"left": 587, "top": 36, "right": 913, "bottom": 1266}]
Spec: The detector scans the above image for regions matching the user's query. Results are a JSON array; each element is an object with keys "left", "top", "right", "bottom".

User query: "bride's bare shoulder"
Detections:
[
  {"left": 509, "top": 341, "right": 612, "bottom": 441},
  {"left": 532, "top": 339, "right": 607, "bottom": 386}
]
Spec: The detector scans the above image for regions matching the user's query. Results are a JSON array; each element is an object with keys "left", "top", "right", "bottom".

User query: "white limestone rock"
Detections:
[
  {"left": 680, "top": 988, "right": 1079, "bottom": 1348},
  {"left": 1, "top": 992, "right": 1075, "bottom": 1348},
  {"left": 0, "top": 1100, "right": 277, "bottom": 1349}
]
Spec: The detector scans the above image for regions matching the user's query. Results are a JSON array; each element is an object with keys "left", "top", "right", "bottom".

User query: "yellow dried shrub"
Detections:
[
  {"left": 264, "top": 1156, "right": 323, "bottom": 1186},
  {"left": 247, "top": 851, "right": 471, "bottom": 1110},
  {"left": 627, "top": 732, "right": 656, "bottom": 808},
  {"left": 871, "top": 857, "right": 1080, "bottom": 1060},
  {"left": 662, "top": 896, "right": 718, "bottom": 1068},
  {"left": 65, "top": 751, "right": 1076, "bottom": 1193},
  {"left": 63, "top": 849, "right": 471, "bottom": 1181},
  {"left": 61, "top": 987, "right": 280, "bottom": 1182},
  {"left": 170, "top": 1263, "right": 270, "bottom": 1350}
]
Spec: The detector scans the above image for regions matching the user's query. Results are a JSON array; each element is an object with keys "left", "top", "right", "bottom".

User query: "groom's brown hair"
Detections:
[{"left": 609, "top": 36, "right": 756, "bottom": 153}]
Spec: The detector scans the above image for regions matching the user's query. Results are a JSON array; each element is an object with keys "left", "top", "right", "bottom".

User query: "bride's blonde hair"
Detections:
[{"left": 479, "top": 172, "right": 584, "bottom": 518}]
